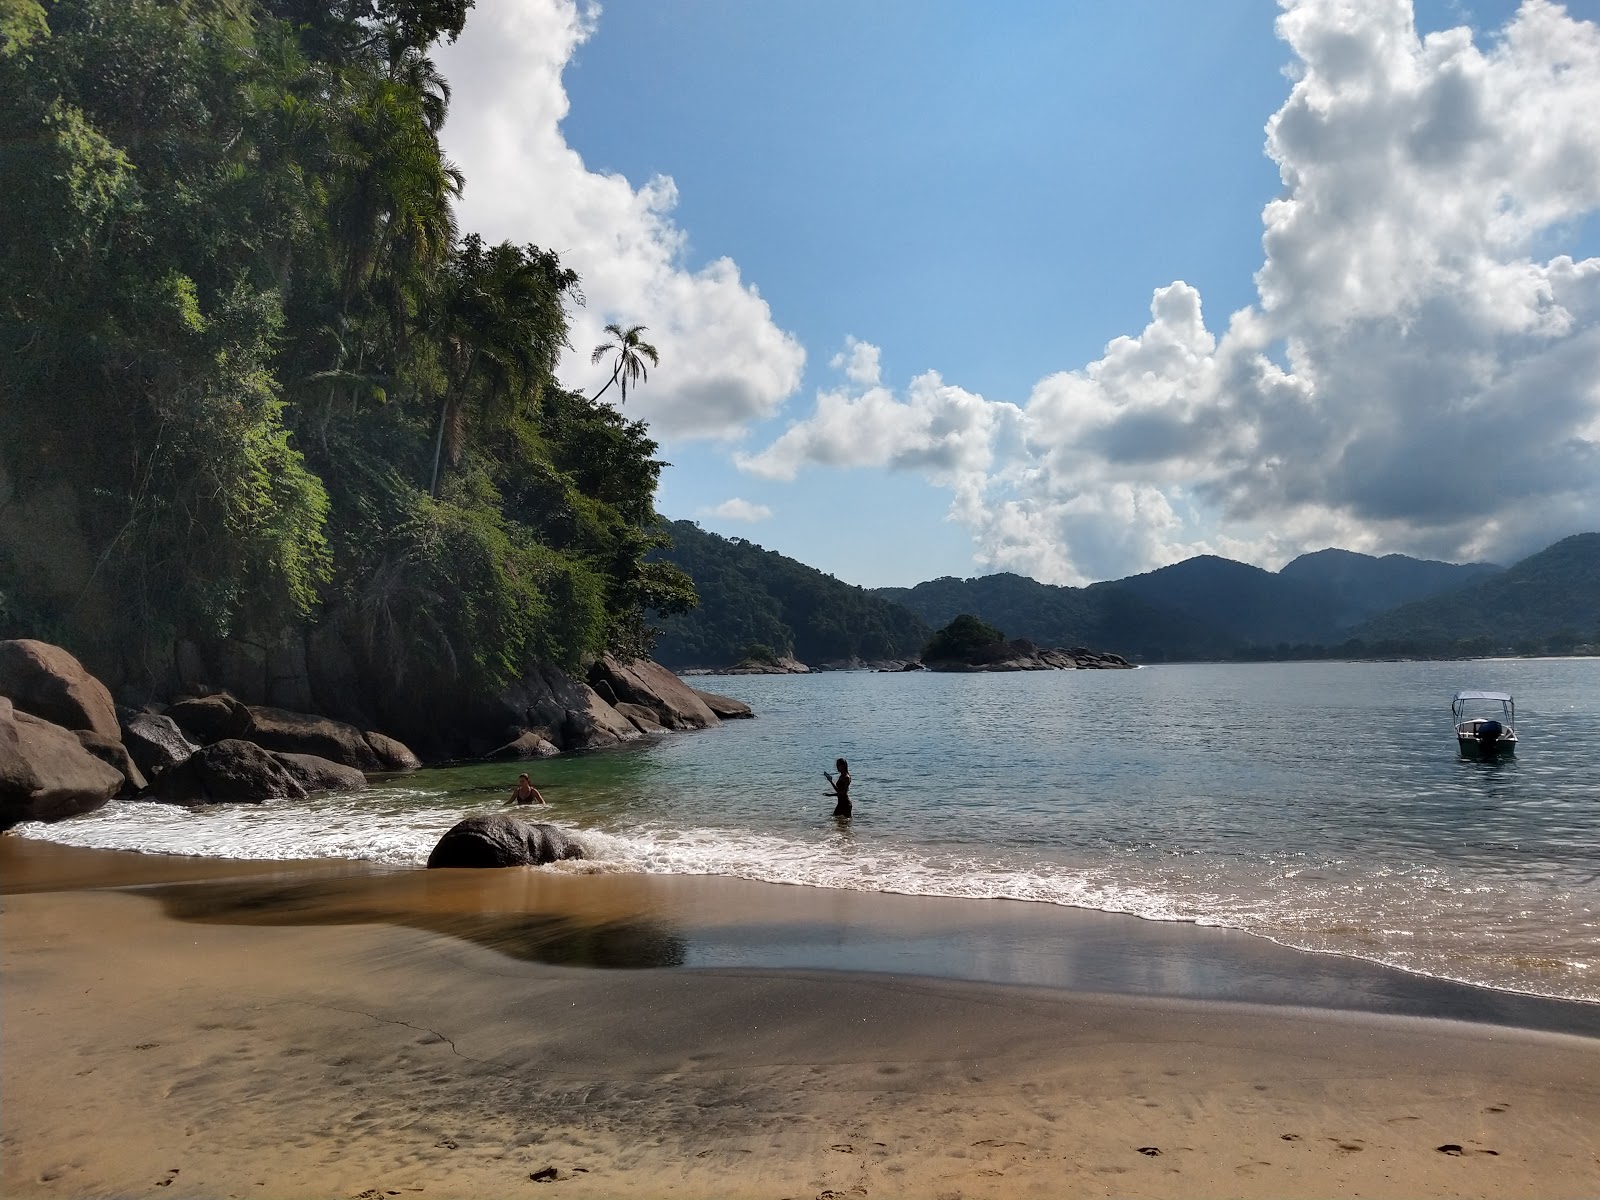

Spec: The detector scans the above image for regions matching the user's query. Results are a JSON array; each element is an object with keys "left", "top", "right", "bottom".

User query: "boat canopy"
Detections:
[{"left": 1454, "top": 690, "right": 1512, "bottom": 702}]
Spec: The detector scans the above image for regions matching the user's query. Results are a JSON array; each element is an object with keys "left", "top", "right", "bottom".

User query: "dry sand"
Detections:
[{"left": 3, "top": 840, "right": 1598, "bottom": 1199}]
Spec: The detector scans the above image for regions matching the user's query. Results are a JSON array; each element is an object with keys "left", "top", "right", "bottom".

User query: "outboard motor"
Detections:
[{"left": 1476, "top": 719, "right": 1503, "bottom": 751}]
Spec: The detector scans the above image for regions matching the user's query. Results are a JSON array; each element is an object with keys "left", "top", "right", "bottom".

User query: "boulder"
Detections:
[
  {"left": 144, "top": 738, "right": 307, "bottom": 805},
  {"left": 272, "top": 751, "right": 367, "bottom": 794},
  {"left": 614, "top": 702, "right": 667, "bottom": 734},
  {"left": 426, "top": 814, "right": 585, "bottom": 868},
  {"left": 487, "top": 663, "right": 639, "bottom": 754},
  {"left": 0, "top": 700, "right": 123, "bottom": 829},
  {"left": 589, "top": 656, "right": 719, "bottom": 731},
  {"left": 119, "top": 710, "right": 200, "bottom": 779},
  {"left": 72, "top": 729, "right": 148, "bottom": 795},
  {"left": 690, "top": 688, "right": 754, "bottom": 719},
  {"left": 362, "top": 730, "right": 422, "bottom": 772},
  {"left": 243, "top": 706, "right": 419, "bottom": 772},
  {"left": 487, "top": 731, "right": 563, "bottom": 760},
  {"left": 0, "top": 638, "right": 120, "bottom": 740},
  {"left": 166, "top": 693, "right": 252, "bottom": 743},
  {"left": 562, "top": 683, "right": 643, "bottom": 750}
]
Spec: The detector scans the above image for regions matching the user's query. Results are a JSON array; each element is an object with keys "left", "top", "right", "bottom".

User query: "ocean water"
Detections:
[{"left": 18, "top": 658, "right": 1600, "bottom": 1003}]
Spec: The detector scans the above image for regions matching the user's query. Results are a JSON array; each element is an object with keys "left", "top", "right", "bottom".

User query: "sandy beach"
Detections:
[{"left": 3, "top": 839, "right": 1598, "bottom": 1199}]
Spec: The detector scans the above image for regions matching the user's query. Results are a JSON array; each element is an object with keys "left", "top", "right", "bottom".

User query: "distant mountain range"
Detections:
[{"left": 651, "top": 525, "right": 1600, "bottom": 667}]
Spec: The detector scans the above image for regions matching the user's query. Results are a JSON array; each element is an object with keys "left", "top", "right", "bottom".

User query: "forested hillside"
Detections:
[
  {"left": 875, "top": 573, "right": 1234, "bottom": 661},
  {"left": 1277, "top": 549, "right": 1501, "bottom": 627},
  {"left": 1348, "top": 533, "right": 1600, "bottom": 654},
  {"left": 648, "top": 521, "right": 928, "bottom": 668},
  {"left": 0, "top": 0, "right": 693, "bottom": 723}
]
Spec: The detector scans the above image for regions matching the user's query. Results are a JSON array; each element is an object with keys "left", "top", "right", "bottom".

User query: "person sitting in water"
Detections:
[
  {"left": 505, "top": 773, "right": 548, "bottom": 806},
  {"left": 824, "top": 758, "right": 852, "bottom": 818}
]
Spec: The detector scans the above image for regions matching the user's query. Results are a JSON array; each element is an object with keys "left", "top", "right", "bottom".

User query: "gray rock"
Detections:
[
  {"left": 144, "top": 738, "right": 307, "bottom": 805},
  {"left": 119, "top": 710, "right": 199, "bottom": 778},
  {"left": 487, "top": 731, "right": 563, "bottom": 760},
  {"left": 589, "top": 656, "right": 719, "bottom": 730},
  {"left": 244, "top": 705, "right": 419, "bottom": 772},
  {"left": 0, "top": 639, "right": 121, "bottom": 740},
  {"left": 426, "top": 814, "right": 585, "bottom": 868},
  {"left": 1, "top": 700, "right": 122, "bottom": 829},
  {"left": 690, "top": 688, "right": 754, "bottom": 719},
  {"left": 272, "top": 751, "right": 367, "bottom": 794},
  {"left": 614, "top": 701, "right": 667, "bottom": 733}
]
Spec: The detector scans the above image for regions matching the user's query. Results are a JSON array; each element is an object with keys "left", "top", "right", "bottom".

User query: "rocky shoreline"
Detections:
[
  {"left": 0, "top": 639, "right": 750, "bottom": 832},
  {"left": 678, "top": 640, "right": 1134, "bottom": 675}
]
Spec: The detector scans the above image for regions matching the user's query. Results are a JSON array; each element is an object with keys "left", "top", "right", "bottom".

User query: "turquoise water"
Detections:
[{"left": 22, "top": 658, "right": 1600, "bottom": 1003}]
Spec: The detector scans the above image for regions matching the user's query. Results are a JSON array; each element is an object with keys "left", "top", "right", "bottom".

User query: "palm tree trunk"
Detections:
[
  {"left": 590, "top": 366, "right": 621, "bottom": 403},
  {"left": 429, "top": 395, "right": 449, "bottom": 498}
]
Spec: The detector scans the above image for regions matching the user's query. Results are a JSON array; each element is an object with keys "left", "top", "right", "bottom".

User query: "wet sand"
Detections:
[{"left": 3, "top": 840, "right": 1599, "bottom": 1197}]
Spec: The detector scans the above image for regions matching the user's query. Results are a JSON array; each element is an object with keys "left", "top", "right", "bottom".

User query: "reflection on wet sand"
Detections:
[{"left": 145, "top": 872, "right": 689, "bottom": 970}]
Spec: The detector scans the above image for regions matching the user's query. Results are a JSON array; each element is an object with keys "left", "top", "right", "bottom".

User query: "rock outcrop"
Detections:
[
  {"left": 425, "top": 814, "right": 586, "bottom": 868},
  {"left": 72, "top": 729, "right": 148, "bottom": 796},
  {"left": 119, "top": 711, "right": 200, "bottom": 780},
  {"left": 589, "top": 656, "right": 719, "bottom": 730},
  {"left": 486, "top": 731, "right": 563, "bottom": 760},
  {"left": 0, "top": 639, "right": 121, "bottom": 741},
  {"left": 244, "top": 705, "right": 420, "bottom": 772},
  {"left": 272, "top": 752, "right": 367, "bottom": 794},
  {"left": 144, "top": 738, "right": 308, "bottom": 805},
  {"left": 1, "top": 699, "right": 124, "bottom": 828},
  {"left": 923, "top": 639, "right": 1135, "bottom": 672},
  {"left": 165, "top": 693, "right": 252, "bottom": 743},
  {"left": 690, "top": 688, "right": 754, "bottom": 719}
]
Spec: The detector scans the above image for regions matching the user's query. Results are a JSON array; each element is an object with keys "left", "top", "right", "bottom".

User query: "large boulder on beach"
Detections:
[
  {"left": 426, "top": 814, "right": 585, "bottom": 868},
  {"left": 119, "top": 710, "right": 199, "bottom": 779},
  {"left": 243, "top": 705, "right": 419, "bottom": 772},
  {"left": 0, "top": 699, "right": 123, "bottom": 828},
  {"left": 166, "top": 693, "right": 252, "bottom": 743},
  {"left": 589, "top": 655, "right": 718, "bottom": 731},
  {"left": 72, "top": 729, "right": 148, "bottom": 796},
  {"left": 0, "top": 639, "right": 121, "bottom": 741},
  {"left": 272, "top": 751, "right": 367, "bottom": 793},
  {"left": 144, "top": 738, "right": 307, "bottom": 805}
]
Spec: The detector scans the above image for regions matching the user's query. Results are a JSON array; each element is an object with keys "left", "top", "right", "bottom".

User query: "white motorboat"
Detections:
[{"left": 1453, "top": 690, "right": 1517, "bottom": 756}]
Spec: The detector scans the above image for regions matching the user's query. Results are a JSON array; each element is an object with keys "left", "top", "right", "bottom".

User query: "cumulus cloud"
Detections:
[
  {"left": 434, "top": 1, "right": 804, "bottom": 439},
  {"left": 739, "top": 0, "right": 1600, "bottom": 582},
  {"left": 699, "top": 498, "right": 773, "bottom": 522}
]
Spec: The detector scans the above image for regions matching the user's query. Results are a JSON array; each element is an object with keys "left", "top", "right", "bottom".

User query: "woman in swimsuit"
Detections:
[
  {"left": 824, "top": 758, "right": 852, "bottom": 818},
  {"left": 505, "top": 773, "right": 548, "bottom": 807}
]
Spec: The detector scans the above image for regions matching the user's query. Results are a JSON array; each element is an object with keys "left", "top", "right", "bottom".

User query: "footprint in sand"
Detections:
[{"left": 1137, "top": 1147, "right": 1162, "bottom": 1157}]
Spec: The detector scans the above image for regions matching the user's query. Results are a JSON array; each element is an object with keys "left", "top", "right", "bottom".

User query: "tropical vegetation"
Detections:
[{"left": 0, "top": 0, "right": 695, "bottom": 702}]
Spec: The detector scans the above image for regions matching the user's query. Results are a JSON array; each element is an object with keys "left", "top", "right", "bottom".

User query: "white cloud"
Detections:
[
  {"left": 699, "top": 498, "right": 773, "bottom": 522},
  {"left": 434, "top": 1, "right": 805, "bottom": 439},
  {"left": 830, "top": 336, "right": 882, "bottom": 387},
  {"left": 738, "top": 0, "right": 1600, "bottom": 582}
]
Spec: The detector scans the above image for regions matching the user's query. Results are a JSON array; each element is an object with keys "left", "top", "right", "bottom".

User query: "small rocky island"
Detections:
[{"left": 919, "top": 614, "right": 1133, "bottom": 672}]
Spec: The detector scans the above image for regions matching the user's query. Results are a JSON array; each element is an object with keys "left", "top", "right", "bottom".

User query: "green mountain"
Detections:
[
  {"left": 1278, "top": 548, "right": 1501, "bottom": 627},
  {"left": 649, "top": 522, "right": 929, "bottom": 668},
  {"left": 874, "top": 572, "right": 1235, "bottom": 661},
  {"left": 1348, "top": 533, "right": 1600, "bottom": 653},
  {"left": 1098, "top": 555, "right": 1344, "bottom": 646}
]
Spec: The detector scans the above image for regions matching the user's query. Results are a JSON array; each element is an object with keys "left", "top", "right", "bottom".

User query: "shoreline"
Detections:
[
  {"left": 4, "top": 842, "right": 1599, "bottom": 1197},
  {"left": 6, "top": 838, "right": 1599, "bottom": 1035}
]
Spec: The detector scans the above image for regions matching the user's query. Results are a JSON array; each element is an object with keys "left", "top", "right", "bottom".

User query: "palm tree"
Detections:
[{"left": 590, "top": 323, "right": 659, "bottom": 404}]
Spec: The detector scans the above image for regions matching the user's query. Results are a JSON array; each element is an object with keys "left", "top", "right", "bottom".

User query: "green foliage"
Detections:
[
  {"left": 921, "top": 614, "right": 1006, "bottom": 663},
  {"left": 741, "top": 642, "right": 780, "bottom": 666},
  {"left": 649, "top": 521, "right": 928, "bottom": 668},
  {"left": 0, "top": 0, "right": 683, "bottom": 699}
]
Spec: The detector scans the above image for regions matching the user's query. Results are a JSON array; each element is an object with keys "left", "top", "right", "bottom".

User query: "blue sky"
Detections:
[{"left": 437, "top": 0, "right": 1600, "bottom": 587}]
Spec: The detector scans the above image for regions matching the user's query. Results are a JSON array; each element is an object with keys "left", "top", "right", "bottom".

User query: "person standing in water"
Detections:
[
  {"left": 824, "top": 758, "right": 852, "bottom": 818},
  {"left": 505, "top": 773, "right": 548, "bottom": 807}
]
